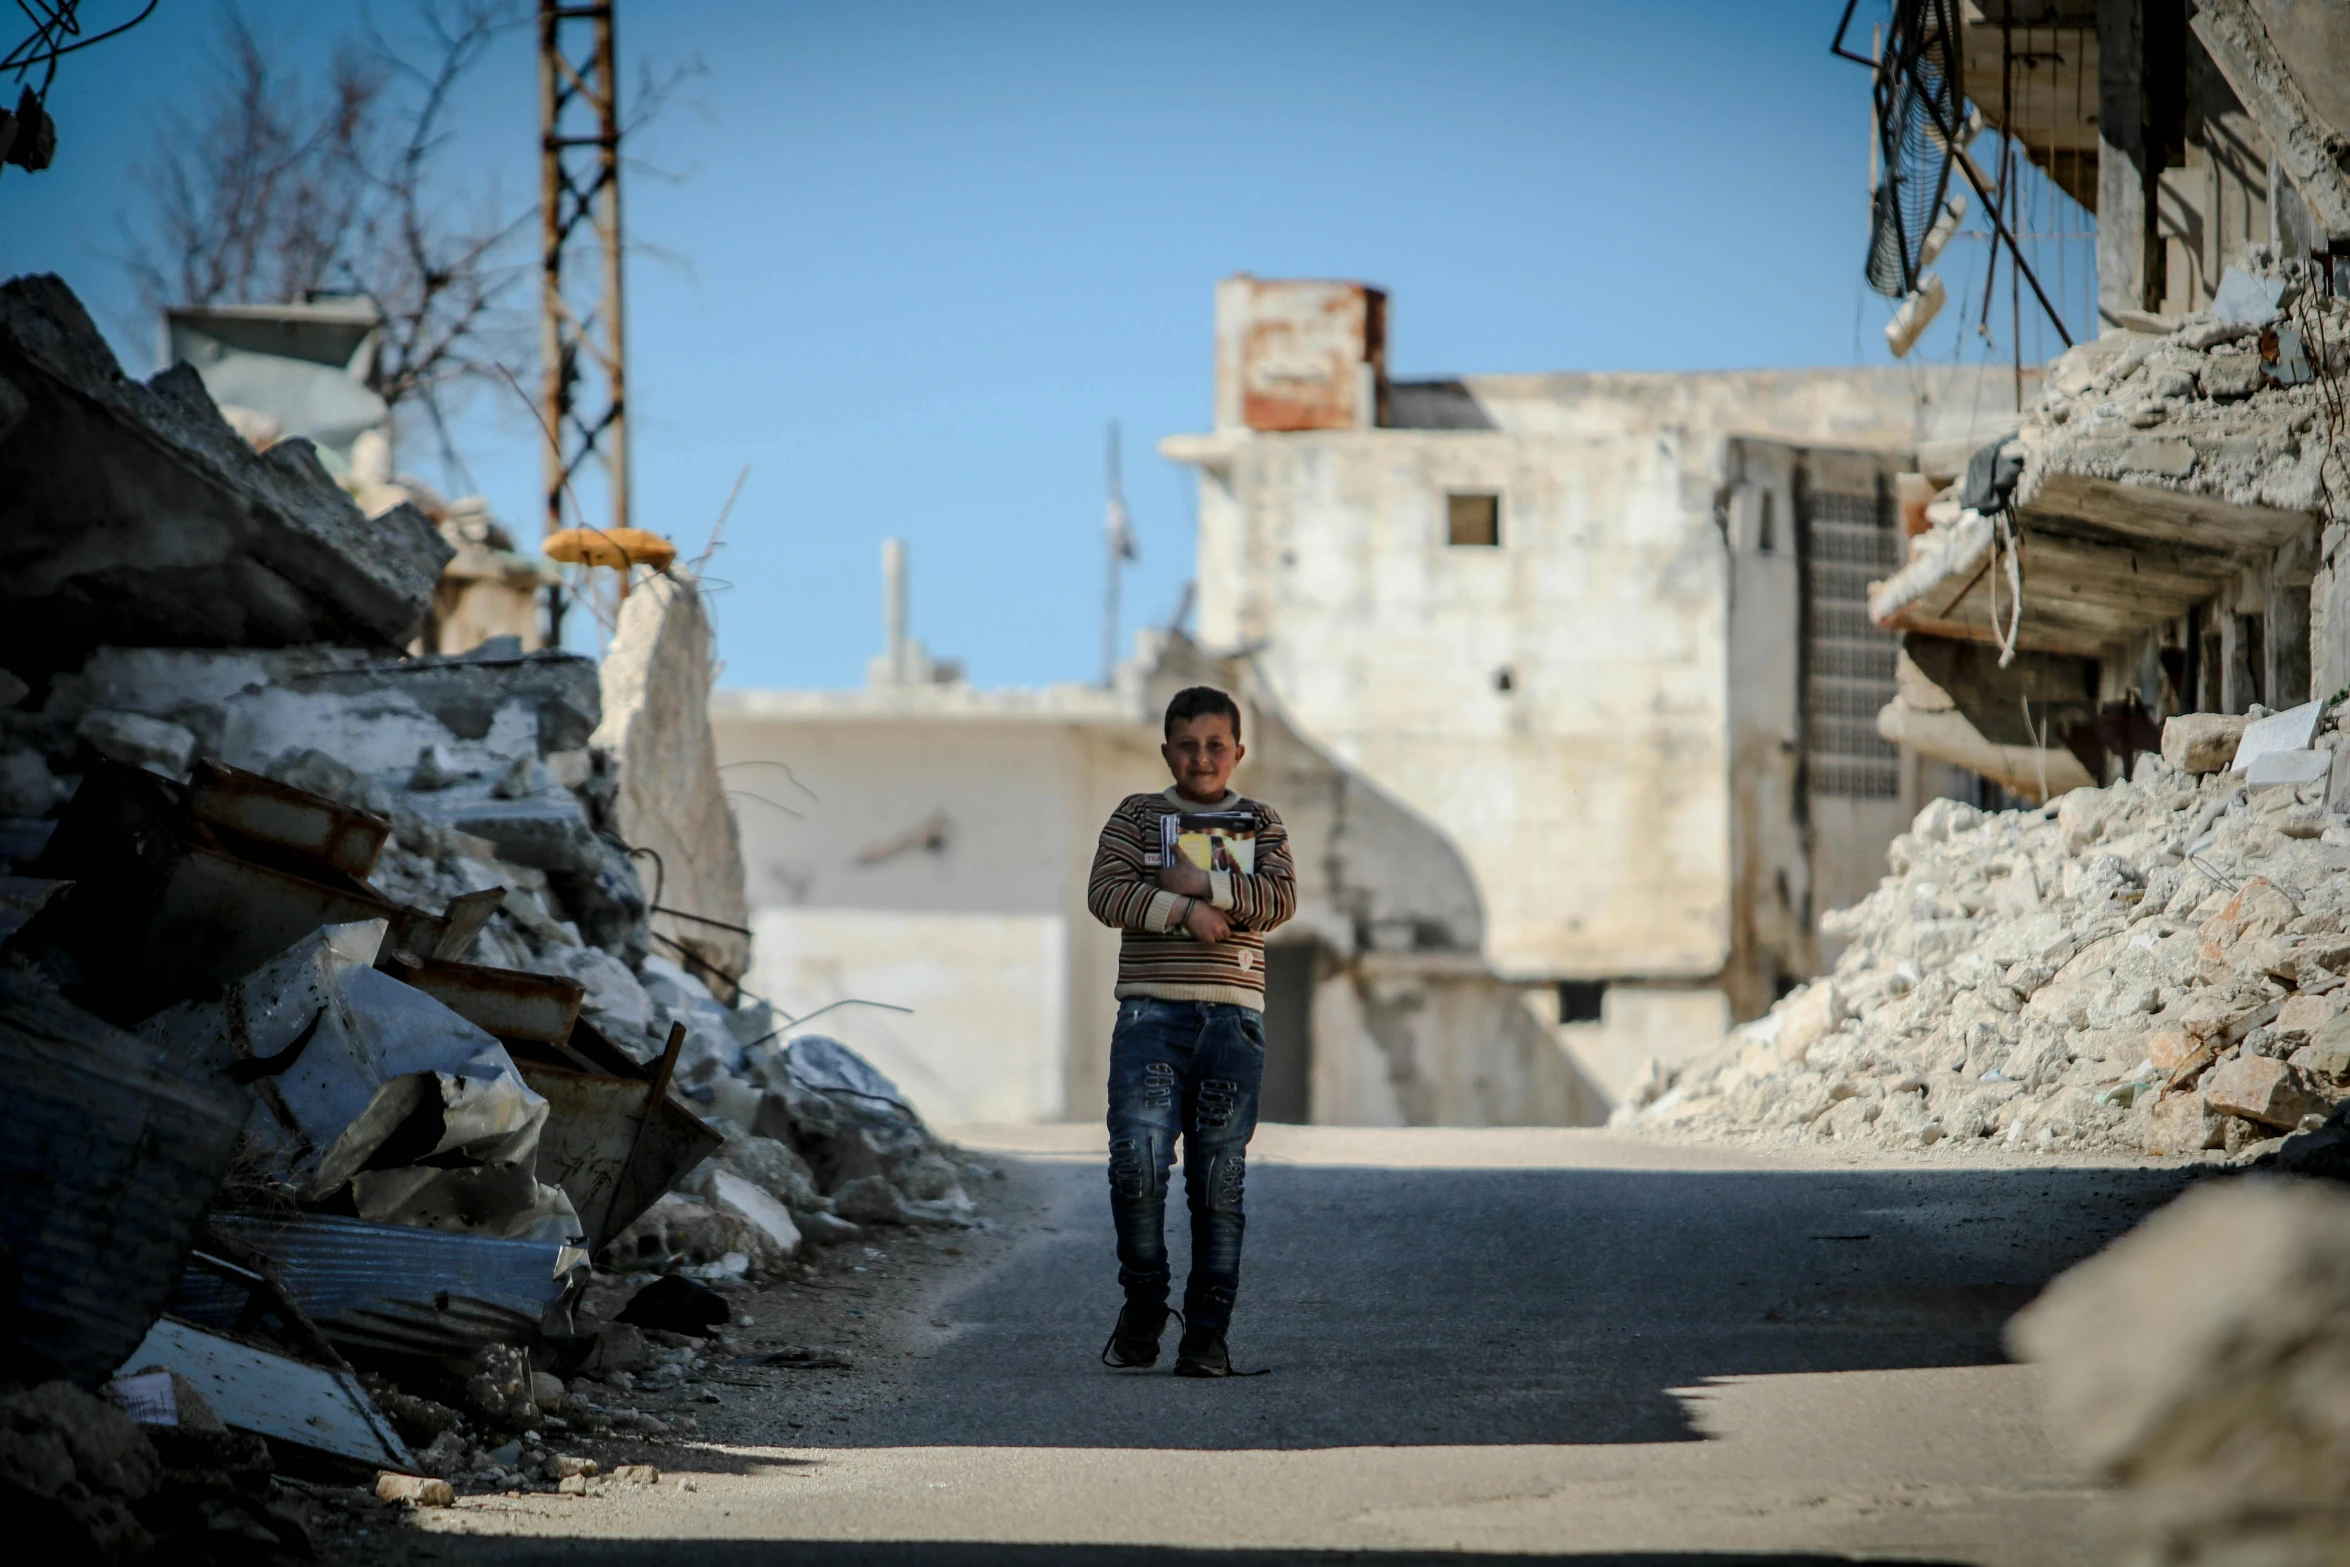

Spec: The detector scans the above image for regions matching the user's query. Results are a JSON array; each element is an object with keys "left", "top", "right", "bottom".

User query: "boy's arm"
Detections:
[
  {"left": 1087, "top": 800, "right": 1192, "bottom": 934},
  {"left": 1207, "top": 804, "right": 1298, "bottom": 932}
]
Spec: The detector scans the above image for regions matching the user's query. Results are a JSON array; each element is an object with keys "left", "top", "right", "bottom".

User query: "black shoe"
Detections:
[
  {"left": 1101, "top": 1300, "right": 1172, "bottom": 1368},
  {"left": 1171, "top": 1322, "right": 1229, "bottom": 1378}
]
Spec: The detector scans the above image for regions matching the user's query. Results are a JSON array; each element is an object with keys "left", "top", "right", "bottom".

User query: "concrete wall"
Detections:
[{"left": 710, "top": 685, "right": 1159, "bottom": 1125}]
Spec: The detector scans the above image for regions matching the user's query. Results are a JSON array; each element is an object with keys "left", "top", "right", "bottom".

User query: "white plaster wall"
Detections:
[
  {"left": 1195, "top": 428, "right": 1730, "bottom": 981},
  {"left": 1553, "top": 986, "right": 1733, "bottom": 1109},
  {"left": 748, "top": 907, "right": 1067, "bottom": 1125},
  {"left": 711, "top": 691, "right": 1162, "bottom": 1125}
]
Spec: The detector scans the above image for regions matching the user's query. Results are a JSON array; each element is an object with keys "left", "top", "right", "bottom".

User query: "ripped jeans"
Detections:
[{"left": 1105, "top": 997, "right": 1265, "bottom": 1333}]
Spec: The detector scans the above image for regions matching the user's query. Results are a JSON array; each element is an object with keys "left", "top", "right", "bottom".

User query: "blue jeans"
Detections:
[{"left": 1105, "top": 997, "right": 1265, "bottom": 1333}]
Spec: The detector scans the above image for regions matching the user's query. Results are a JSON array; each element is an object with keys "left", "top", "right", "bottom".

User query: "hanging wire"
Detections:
[{"left": 3, "top": 1, "right": 158, "bottom": 92}]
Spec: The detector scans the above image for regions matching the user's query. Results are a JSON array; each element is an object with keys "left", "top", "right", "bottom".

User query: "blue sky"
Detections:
[{"left": 1, "top": 1, "right": 2087, "bottom": 690}]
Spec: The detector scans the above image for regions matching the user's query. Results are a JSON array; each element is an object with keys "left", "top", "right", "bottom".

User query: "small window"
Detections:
[
  {"left": 1446, "top": 492, "right": 1500, "bottom": 547},
  {"left": 1557, "top": 980, "right": 1605, "bottom": 1025},
  {"left": 1756, "top": 490, "right": 1776, "bottom": 553}
]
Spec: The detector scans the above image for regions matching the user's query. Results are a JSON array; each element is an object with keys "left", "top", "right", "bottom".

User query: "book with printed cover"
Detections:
[{"left": 1157, "top": 810, "right": 1257, "bottom": 877}]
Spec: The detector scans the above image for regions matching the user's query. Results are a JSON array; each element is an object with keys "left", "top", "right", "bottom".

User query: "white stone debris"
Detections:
[
  {"left": 1621, "top": 710, "right": 2350, "bottom": 1159},
  {"left": 2008, "top": 1177, "right": 2350, "bottom": 1563}
]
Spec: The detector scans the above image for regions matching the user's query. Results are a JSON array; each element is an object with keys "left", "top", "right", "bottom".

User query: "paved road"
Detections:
[{"left": 420, "top": 1126, "right": 2199, "bottom": 1566}]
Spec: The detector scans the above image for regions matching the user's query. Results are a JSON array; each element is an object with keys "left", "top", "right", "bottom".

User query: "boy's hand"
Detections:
[
  {"left": 1183, "top": 902, "right": 1232, "bottom": 944},
  {"left": 1156, "top": 860, "right": 1212, "bottom": 898}
]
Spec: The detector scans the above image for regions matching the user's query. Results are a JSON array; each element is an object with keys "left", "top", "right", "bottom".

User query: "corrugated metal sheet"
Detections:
[
  {"left": 116, "top": 1315, "right": 414, "bottom": 1469},
  {"left": 173, "top": 1212, "right": 576, "bottom": 1359},
  {"left": 0, "top": 967, "right": 247, "bottom": 1386}
]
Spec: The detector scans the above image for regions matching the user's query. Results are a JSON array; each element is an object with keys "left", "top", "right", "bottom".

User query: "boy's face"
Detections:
[{"left": 1163, "top": 713, "right": 1244, "bottom": 802}]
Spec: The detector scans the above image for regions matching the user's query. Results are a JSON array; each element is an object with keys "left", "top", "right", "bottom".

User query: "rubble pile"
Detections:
[
  {"left": 1625, "top": 700, "right": 2350, "bottom": 1160},
  {"left": 0, "top": 273, "right": 971, "bottom": 1548},
  {"left": 2009, "top": 1177, "right": 2350, "bottom": 1565},
  {"left": 2028, "top": 265, "right": 2344, "bottom": 509}
]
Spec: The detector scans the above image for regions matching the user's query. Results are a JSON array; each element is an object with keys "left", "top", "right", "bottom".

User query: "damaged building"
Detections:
[
  {"left": 0, "top": 271, "right": 978, "bottom": 1552},
  {"left": 1865, "top": 0, "right": 2350, "bottom": 791},
  {"left": 1620, "top": 0, "right": 2350, "bottom": 1166}
]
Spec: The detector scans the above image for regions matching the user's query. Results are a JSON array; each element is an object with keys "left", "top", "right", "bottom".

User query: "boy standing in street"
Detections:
[{"left": 1085, "top": 685, "right": 1296, "bottom": 1377}]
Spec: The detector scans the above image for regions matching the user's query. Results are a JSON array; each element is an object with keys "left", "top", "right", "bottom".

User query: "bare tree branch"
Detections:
[
  {"left": 118, "top": 0, "right": 689, "bottom": 502},
  {"left": 119, "top": 0, "right": 531, "bottom": 489}
]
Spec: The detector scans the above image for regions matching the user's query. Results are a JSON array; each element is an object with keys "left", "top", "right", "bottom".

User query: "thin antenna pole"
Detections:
[{"left": 1102, "top": 419, "right": 1130, "bottom": 688}]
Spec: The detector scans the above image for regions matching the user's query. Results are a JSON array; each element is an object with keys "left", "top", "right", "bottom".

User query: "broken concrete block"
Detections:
[
  {"left": 711, "top": 1169, "right": 801, "bottom": 1264},
  {"left": 375, "top": 1473, "right": 455, "bottom": 1507},
  {"left": 2297, "top": 1012, "right": 2350, "bottom": 1079},
  {"left": 2205, "top": 1055, "right": 2335, "bottom": 1128},
  {"left": 2143, "top": 1088, "right": 2225, "bottom": 1154},
  {"left": 604, "top": 1194, "right": 744, "bottom": 1273},
  {"left": 2275, "top": 993, "right": 2339, "bottom": 1039},
  {"left": 0, "top": 276, "right": 452, "bottom": 665},
  {"left": 610, "top": 1462, "right": 660, "bottom": 1486},
  {"left": 2197, "top": 877, "right": 2299, "bottom": 965},
  {"left": 2006, "top": 1178, "right": 2350, "bottom": 1554},
  {"left": 74, "top": 709, "right": 196, "bottom": 778},
  {"left": 2233, "top": 700, "right": 2323, "bottom": 773},
  {"left": 711, "top": 1132, "right": 824, "bottom": 1215},
  {"left": 592, "top": 572, "right": 747, "bottom": 987},
  {"left": 2211, "top": 265, "right": 2286, "bottom": 325},
  {"left": 408, "top": 743, "right": 465, "bottom": 791},
  {"left": 2245, "top": 746, "right": 2333, "bottom": 790},
  {"left": 2162, "top": 712, "right": 2249, "bottom": 773},
  {"left": 830, "top": 1174, "right": 913, "bottom": 1226},
  {"left": 2146, "top": 1029, "right": 2199, "bottom": 1073},
  {"left": 587, "top": 1321, "right": 649, "bottom": 1375},
  {"left": 2202, "top": 350, "right": 2265, "bottom": 400},
  {"left": 1772, "top": 982, "right": 1844, "bottom": 1065}
]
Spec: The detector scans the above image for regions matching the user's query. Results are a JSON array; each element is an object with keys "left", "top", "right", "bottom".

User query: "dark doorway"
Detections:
[{"left": 1260, "top": 943, "right": 1316, "bottom": 1123}]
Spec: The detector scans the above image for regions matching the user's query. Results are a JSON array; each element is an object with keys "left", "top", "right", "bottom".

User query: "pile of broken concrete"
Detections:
[
  {"left": 0, "top": 272, "right": 970, "bottom": 1551},
  {"left": 1624, "top": 698, "right": 2350, "bottom": 1164}
]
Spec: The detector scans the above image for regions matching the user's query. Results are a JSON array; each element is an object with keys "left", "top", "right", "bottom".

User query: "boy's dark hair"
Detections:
[{"left": 1164, "top": 685, "right": 1242, "bottom": 741}]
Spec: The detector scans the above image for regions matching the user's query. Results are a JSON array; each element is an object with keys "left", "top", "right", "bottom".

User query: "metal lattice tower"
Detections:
[{"left": 538, "top": 0, "right": 628, "bottom": 641}]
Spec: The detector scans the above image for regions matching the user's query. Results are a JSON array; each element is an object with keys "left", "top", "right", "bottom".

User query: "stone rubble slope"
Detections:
[{"left": 1624, "top": 716, "right": 2350, "bottom": 1160}]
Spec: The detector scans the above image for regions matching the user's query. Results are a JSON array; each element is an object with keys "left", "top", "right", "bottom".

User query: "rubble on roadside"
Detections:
[
  {"left": 2008, "top": 1176, "right": 2350, "bottom": 1565},
  {"left": 1622, "top": 699, "right": 2350, "bottom": 1160},
  {"left": 0, "top": 273, "right": 977, "bottom": 1551}
]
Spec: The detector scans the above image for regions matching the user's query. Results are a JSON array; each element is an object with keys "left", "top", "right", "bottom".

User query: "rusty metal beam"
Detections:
[{"left": 538, "top": 0, "right": 629, "bottom": 645}]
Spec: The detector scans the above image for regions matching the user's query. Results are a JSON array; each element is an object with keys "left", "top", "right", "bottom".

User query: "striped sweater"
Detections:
[{"left": 1086, "top": 787, "right": 1297, "bottom": 1008}]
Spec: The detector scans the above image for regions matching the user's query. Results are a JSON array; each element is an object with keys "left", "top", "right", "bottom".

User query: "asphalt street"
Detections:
[{"left": 415, "top": 1125, "right": 2201, "bottom": 1566}]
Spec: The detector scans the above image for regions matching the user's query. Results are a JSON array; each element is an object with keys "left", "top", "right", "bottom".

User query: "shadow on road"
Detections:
[
  {"left": 415, "top": 1543, "right": 1969, "bottom": 1566},
  {"left": 840, "top": 1156, "right": 2203, "bottom": 1451}
]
